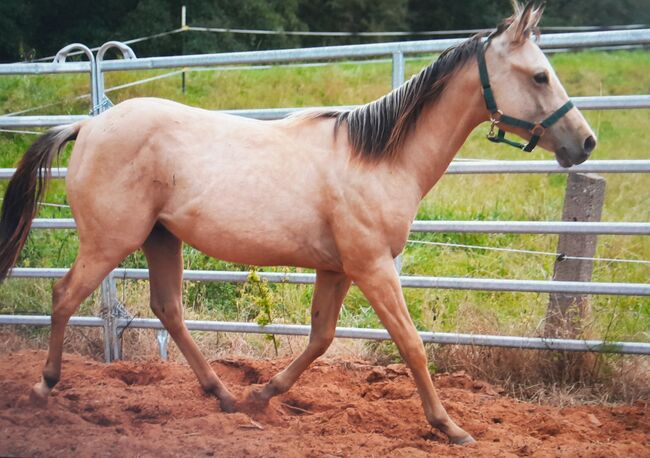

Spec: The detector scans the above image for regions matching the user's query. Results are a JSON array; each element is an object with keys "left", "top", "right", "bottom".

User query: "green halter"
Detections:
[{"left": 477, "top": 40, "right": 574, "bottom": 152}]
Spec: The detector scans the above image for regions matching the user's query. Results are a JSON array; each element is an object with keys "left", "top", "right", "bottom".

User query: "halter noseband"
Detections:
[{"left": 477, "top": 39, "right": 574, "bottom": 152}]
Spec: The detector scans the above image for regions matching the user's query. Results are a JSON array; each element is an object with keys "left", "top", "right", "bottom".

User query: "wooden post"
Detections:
[{"left": 545, "top": 173, "right": 606, "bottom": 338}]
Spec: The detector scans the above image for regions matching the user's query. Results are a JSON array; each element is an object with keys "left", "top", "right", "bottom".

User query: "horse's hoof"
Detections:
[
  {"left": 220, "top": 395, "right": 237, "bottom": 413},
  {"left": 451, "top": 434, "right": 476, "bottom": 446},
  {"left": 19, "top": 387, "right": 48, "bottom": 408}
]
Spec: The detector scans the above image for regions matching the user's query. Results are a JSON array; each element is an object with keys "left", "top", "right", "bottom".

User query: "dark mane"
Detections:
[{"left": 319, "top": 33, "right": 490, "bottom": 161}]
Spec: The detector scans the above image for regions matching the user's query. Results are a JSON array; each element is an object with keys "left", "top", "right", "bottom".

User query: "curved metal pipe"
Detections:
[
  {"left": 94, "top": 41, "right": 137, "bottom": 114},
  {"left": 52, "top": 44, "right": 98, "bottom": 112}
]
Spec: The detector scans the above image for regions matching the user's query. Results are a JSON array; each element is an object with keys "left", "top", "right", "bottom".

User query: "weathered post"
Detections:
[{"left": 545, "top": 173, "right": 606, "bottom": 338}]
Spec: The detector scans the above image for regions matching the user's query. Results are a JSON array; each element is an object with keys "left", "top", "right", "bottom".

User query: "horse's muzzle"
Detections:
[{"left": 555, "top": 135, "right": 596, "bottom": 168}]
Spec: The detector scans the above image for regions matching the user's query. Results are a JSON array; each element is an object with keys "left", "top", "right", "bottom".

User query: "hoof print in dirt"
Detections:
[
  {"left": 233, "top": 387, "right": 270, "bottom": 413},
  {"left": 103, "top": 363, "right": 167, "bottom": 386}
]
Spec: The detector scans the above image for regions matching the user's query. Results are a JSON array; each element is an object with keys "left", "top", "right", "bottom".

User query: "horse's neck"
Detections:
[{"left": 399, "top": 62, "right": 485, "bottom": 199}]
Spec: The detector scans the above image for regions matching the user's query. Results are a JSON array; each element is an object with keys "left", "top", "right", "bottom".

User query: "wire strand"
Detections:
[
  {"left": 407, "top": 239, "right": 650, "bottom": 265},
  {"left": 185, "top": 24, "right": 648, "bottom": 38}
]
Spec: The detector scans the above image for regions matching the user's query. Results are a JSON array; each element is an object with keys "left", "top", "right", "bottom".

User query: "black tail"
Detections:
[{"left": 0, "top": 124, "right": 81, "bottom": 282}]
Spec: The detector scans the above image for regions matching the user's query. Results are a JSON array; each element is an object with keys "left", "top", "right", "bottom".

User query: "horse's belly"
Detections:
[{"left": 159, "top": 208, "right": 341, "bottom": 271}]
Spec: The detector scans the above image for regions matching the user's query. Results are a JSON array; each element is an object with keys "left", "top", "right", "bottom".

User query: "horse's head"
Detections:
[{"left": 481, "top": 1, "right": 596, "bottom": 167}]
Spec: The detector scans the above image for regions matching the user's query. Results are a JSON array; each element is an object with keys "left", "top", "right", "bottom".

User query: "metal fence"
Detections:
[{"left": 1, "top": 29, "right": 649, "bottom": 360}]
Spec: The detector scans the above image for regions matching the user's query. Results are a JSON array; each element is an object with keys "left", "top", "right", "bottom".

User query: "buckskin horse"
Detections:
[{"left": 0, "top": 1, "right": 595, "bottom": 445}]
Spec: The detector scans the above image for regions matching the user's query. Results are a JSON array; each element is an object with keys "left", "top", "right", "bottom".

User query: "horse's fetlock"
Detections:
[
  {"left": 428, "top": 417, "right": 448, "bottom": 430},
  {"left": 201, "top": 379, "right": 221, "bottom": 395},
  {"left": 267, "top": 377, "right": 289, "bottom": 395},
  {"left": 42, "top": 371, "right": 59, "bottom": 389}
]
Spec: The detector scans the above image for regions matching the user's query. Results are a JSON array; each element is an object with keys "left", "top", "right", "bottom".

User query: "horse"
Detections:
[{"left": 0, "top": 1, "right": 595, "bottom": 445}]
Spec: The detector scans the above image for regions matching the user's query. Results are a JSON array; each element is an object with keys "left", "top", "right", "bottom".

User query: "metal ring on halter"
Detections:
[
  {"left": 490, "top": 110, "right": 503, "bottom": 124},
  {"left": 530, "top": 123, "right": 546, "bottom": 137}
]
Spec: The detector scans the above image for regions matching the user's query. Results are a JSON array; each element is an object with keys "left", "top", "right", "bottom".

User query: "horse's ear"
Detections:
[{"left": 505, "top": 1, "right": 545, "bottom": 45}]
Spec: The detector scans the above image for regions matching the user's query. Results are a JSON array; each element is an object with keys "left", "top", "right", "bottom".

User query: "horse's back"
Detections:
[{"left": 65, "top": 97, "right": 345, "bottom": 270}]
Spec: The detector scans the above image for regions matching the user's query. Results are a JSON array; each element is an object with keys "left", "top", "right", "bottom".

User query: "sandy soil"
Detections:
[{"left": 0, "top": 350, "right": 648, "bottom": 457}]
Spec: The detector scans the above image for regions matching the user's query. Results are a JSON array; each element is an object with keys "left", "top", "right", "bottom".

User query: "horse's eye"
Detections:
[{"left": 533, "top": 72, "right": 549, "bottom": 85}]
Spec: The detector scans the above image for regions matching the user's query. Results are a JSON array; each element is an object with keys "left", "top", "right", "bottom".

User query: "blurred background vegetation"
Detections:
[{"left": 1, "top": 0, "right": 650, "bottom": 62}]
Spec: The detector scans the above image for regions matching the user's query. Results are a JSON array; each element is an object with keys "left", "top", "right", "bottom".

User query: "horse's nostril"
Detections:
[{"left": 583, "top": 135, "right": 596, "bottom": 154}]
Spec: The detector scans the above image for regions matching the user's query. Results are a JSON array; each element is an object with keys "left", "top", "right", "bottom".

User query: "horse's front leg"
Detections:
[
  {"left": 242, "top": 270, "right": 351, "bottom": 406},
  {"left": 351, "top": 257, "right": 476, "bottom": 445}
]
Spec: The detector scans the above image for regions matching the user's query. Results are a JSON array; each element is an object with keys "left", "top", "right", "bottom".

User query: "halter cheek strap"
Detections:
[{"left": 477, "top": 40, "right": 574, "bottom": 152}]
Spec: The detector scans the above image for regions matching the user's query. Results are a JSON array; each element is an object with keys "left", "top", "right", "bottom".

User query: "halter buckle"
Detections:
[
  {"left": 530, "top": 123, "right": 546, "bottom": 137},
  {"left": 487, "top": 110, "right": 503, "bottom": 139}
]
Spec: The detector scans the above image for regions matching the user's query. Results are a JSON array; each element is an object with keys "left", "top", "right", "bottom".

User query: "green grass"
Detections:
[{"left": 0, "top": 50, "right": 649, "bottom": 348}]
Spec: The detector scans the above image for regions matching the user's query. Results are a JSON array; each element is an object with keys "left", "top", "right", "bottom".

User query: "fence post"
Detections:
[
  {"left": 545, "top": 173, "right": 606, "bottom": 338},
  {"left": 392, "top": 51, "right": 405, "bottom": 273},
  {"left": 100, "top": 275, "right": 121, "bottom": 362},
  {"left": 156, "top": 329, "right": 170, "bottom": 360},
  {"left": 391, "top": 51, "right": 405, "bottom": 91},
  {"left": 94, "top": 42, "right": 137, "bottom": 361}
]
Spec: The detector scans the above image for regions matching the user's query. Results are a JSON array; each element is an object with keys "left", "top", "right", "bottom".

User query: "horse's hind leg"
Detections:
[
  {"left": 351, "top": 258, "right": 475, "bottom": 445},
  {"left": 30, "top": 244, "right": 131, "bottom": 405},
  {"left": 245, "top": 270, "right": 351, "bottom": 406},
  {"left": 142, "top": 224, "right": 236, "bottom": 412}
]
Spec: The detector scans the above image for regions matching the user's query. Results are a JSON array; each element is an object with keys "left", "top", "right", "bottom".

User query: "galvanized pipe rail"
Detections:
[
  {"left": 2, "top": 314, "right": 648, "bottom": 355},
  {"left": 7, "top": 268, "right": 650, "bottom": 296},
  {"left": 3, "top": 160, "right": 650, "bottom": 180},
  {"left": 85, "top": 29, "right": 650, "bottom": 72},
  {"left": 27, "top": 218, "right": 650, "bottom": 235},
  {"left": 1, "top": 29, "right": 648, "bottom": 76},
  {"left": 2, "top": 94, "right": 649, "bottom": 128}
]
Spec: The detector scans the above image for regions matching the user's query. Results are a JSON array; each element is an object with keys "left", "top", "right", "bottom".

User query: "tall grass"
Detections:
[{"left": 0, "top": 50, "right": 648, "bottom": 399}]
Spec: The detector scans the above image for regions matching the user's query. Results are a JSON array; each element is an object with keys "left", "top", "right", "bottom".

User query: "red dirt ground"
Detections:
[{"left": 0, "top": 351, "right": 648, "bottom": 457}]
